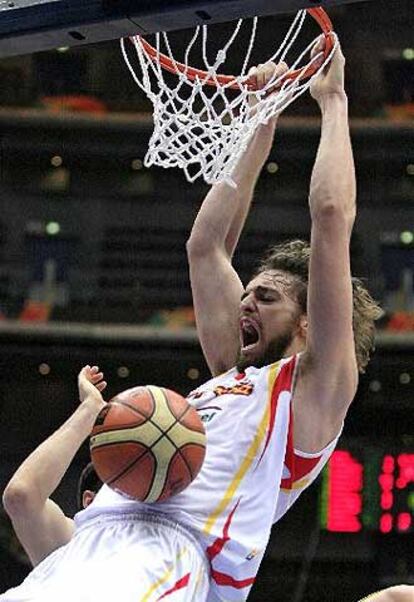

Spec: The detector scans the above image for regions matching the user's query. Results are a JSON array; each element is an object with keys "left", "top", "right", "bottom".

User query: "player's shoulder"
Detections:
[
  {"left": 247, "top": 353, "right": 299, "bottom": 375},
  {"left": 360, "top": 585, "right": 414, "bottom": 602},
  {"left": 186, "top": 354, "right": 299, "bottom": 400}
]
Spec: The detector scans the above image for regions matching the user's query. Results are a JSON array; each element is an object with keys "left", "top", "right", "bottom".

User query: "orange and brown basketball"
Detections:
[{"left": 90, "top": 385, "right": 206, "bottom": 503}]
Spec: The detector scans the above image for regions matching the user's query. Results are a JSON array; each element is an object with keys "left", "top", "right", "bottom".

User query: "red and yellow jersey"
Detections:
[{"left": 86, "top": 355, "right": 339, "bottom": 601}]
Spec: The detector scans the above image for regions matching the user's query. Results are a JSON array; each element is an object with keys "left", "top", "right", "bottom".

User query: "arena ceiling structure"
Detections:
[{"left": 0, "top": 0, "right": 376, "bottom": 57}]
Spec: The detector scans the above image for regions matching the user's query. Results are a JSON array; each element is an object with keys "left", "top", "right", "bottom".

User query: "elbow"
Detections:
[
  {"left": 387, "top": 585, "right": 414, "bottom": 602},
  {"left": 311, "top": 201, "right": 356, "bottom": 231},
  {"left": 2, "top": 481, "right": 35, "bottom": 519},
  {"left": 186, "top": 230, "right": 213, "bottom": 260},
  {"left": 186, "top": 233, "right": 201, "bottom": 258},
  {"left": 186, "top": 233, "right": 228, "bottom": 266}
]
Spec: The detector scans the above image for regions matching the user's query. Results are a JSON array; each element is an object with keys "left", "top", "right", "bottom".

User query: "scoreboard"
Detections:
[{"left": 319, "top": 444, "right": 414, "bottom": 534}]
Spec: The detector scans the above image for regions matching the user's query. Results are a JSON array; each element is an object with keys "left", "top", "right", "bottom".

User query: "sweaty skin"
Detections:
[
  {"left": 2, "top": 366, "right": 107, "bottom": 566},
  {"left": 187, "top": 40, "right": 358, "bottom": 455}
]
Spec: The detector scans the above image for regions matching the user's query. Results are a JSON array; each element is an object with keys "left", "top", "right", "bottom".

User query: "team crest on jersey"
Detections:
[
  {"left": 213, "top": 381, "right": 254, "bottom": 397},
  {"left": 245, "top": 548, "right": 260, "bottom": 561},
  {"left": 187, "top": 390, "right": 204, "bottom": 400},
  {"left": 197, "top": 406, "right": 222, "bottom": 424},
  {"left": 187, "top": 379, "right": 254, "bottom": 403}
]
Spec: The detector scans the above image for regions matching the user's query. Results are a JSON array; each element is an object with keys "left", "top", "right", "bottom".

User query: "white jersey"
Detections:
[
  {"left": 81, "top": 355, "right": 339, "bottom": 601},
  {"left": 1, "top": 510, "right": 210, "bottom": 602}
]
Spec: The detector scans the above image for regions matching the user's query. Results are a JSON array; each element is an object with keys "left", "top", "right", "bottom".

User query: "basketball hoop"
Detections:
[{"left": 121, "top": 7, "right": 337, "bottom": 186}]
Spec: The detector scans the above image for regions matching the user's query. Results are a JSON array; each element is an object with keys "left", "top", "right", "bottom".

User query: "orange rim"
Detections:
[{"left": 134, "top": 7, "right": 334, "bottom": 90}]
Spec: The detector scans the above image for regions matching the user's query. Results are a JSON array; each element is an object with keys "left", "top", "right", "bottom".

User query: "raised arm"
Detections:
[
  {"left": 293, "top": 40, "right": 359, "bottom": 452},
  {"left": 187, "top": 67, "right": 285, "bottom": 376},
  {"left": 2, "top": 366, "right": 106, "bottom": 567}
]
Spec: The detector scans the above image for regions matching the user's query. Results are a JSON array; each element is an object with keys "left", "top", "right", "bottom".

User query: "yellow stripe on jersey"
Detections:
[
  {"left": 194, "top": 566, "right": 206, "bottom": 593},
  {"left": 141, "top": 546, "right": 189, "bottom": 601},
  {"left": 202, "top": 362, "right": 281, "bottom": 536},
  {"left": 280, "top": 476, "right": 310, "bottom": 493}
]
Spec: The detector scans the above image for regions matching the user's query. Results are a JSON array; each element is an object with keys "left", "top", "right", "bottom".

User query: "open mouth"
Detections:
[{"left": 240, "top": 318, "right": 261, "bottom": 352}]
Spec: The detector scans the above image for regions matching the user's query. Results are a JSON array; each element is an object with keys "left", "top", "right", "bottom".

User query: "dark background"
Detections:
[{"left": 0, "top": 0, "right": 413, "bottom": 600}]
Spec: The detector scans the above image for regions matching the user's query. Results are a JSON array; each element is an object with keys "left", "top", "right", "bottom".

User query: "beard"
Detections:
[{"left": 236, "top": 330, "right": 295, "bottom": 373}]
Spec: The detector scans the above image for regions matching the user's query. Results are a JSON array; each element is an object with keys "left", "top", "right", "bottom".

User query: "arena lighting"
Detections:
[
  {"left": 402, "top": 48, "right": 414, "bottom": 60},
  {"left": 131, "top": 159, "right": 143, "bottom": 171},
  {"left": 369, "top": 380, "right": 382, "bottom": 392},
  {"left": 266, "top": 162, "right": 280, "bottom": 174},
  {"left": 187, "top": 368, "right": 200, "bottom": 380},
  {"left": 117, "top": 366, "right": 130, "bottom": 378},
  {"left": 38, "top": 363, "right": 51, "bottom": 375},
  {"left": 46, "top": 222, "right": 61, "bottom": 236},
  {"left": 51, "top": 155, "right": 63, "bottom": 167},
  {"left": 400, "top": 231, "right": 414, "bottom": 245}
]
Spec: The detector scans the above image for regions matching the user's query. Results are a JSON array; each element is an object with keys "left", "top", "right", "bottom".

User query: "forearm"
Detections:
[
  {"left": 188, "top": 120, "right": 276, "bottom": 258},
  {"left": 225, "top": 120, "right": 277, "bottom": 254},
  {"left": 5, "top": 399, "right": 101, "bottom": 508},
  {"left": 309, "top": 94, "right": 356, "bottom": 226}
]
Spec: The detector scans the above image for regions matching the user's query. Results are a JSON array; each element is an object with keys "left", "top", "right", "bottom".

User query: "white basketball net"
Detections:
[{"left": 121, "top": 11, "right": 337, "bottom": 187}]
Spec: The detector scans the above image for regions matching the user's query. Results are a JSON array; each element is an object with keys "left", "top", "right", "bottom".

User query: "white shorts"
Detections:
[{"left": 0, "top": 510, "right": 210, "bottom": 602}]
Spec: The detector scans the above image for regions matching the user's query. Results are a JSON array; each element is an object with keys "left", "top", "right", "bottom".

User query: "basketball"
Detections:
[{"left": 89, "top": 385, "right": 206, "bottom": 503}]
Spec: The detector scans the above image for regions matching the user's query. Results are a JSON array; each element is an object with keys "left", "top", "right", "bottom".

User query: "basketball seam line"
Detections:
[
  {"left": 111, "top": 398, "right": 155, "bottom": 421},
  {"left": 105, "top": 390, "right": 199, "bottom": 493},
  {"left": 157, "top": 400, "right": 197, "bottom": 478},
  {"left": 101, "top": 387, "right": 204, "bottom": 492}
]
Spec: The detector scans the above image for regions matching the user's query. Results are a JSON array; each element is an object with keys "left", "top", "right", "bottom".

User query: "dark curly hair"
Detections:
[
  {"left": 76, "top": 462, "right": 103, "bottom": 511},
  {"left": 255, "top": 240, "right": 383, "bottom": 373}
]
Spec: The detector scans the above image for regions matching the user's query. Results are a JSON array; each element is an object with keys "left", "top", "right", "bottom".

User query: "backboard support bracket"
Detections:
[{"left": 0, "top": 0, "right": 373, "bottom": 57}]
